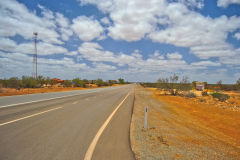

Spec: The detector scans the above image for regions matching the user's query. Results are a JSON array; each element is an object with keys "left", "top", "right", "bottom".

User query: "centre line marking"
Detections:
[
  {"left": 84, "top": 91, "right": 130, "bottom": 160},
  {"left": 0, "top": 106, "right": 62, "bottom": 127}
]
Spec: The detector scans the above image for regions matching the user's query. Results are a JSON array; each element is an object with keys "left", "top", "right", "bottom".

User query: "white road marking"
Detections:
[
  {"left": 0, "top": 90, "right": 97, "bottom": 109},
  {"left": 84, "top": 92, "right": 130, "bottom": 160},
  {"left": 0, "top": 106, "right": 62, "bottom": 127}
]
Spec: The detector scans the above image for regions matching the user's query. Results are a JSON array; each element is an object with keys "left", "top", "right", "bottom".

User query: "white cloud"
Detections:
[
  {"left": 217, "top": 0, "right": 240, "bottom": 8},
  {"left": 93, "top": 62, "right": 116, "bottom": 71},
  {"left": 71, "top": 16, "right": 104, "bottom": 41},
  {"left": 78, "top": 42, "right": 189, "bottom": 72},
  {"left": 0, "top": 0, "right": 63, "bottom": 45},
  {"left": 0, "top": 37, "right": 68, "bottom": 55},
  {"left": 38, "top": 4, "right": 55, "bottom": 20},
  {"left": 100, "top": 17, "right": 111, "bottom": 25},
  {"left": 234, "top": 32, "right": 240, "bottom": 40},
  {"left": 55, "top": 13, "right": 73, "bottom": 41},
  {"left": 149, "top": 3, "right": 240, "bottom": 59},
  {"left": 79, "top": 0, "right": 240, "bottom": 60},
  {"left": 0, "top": 51, "right": 90, "bottom": 78},
  {"left": 191, "top": 61, "right": 221, "bottom": 67},
  {"left": 167, "top": 52, "right": 182, "bottom": 60},
  {"left": 56, "top": 12, "right": 69, "bottom": 28},
  {"left": 177, "top": 0, "right": 204, "bottom": 9},
  {"left": 78, "top": 42, "right": 116, "bottom": 61},
  {"left": 66, "top": 51, "right": 78, "bottom": 56},
  {"left": 79, "top": 0, "right": 166, "bottom": 41}
]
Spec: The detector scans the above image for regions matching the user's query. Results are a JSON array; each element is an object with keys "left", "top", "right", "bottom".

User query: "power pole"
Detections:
[{"left": 33, "top": 32, "right": 38, "bottom": 79}]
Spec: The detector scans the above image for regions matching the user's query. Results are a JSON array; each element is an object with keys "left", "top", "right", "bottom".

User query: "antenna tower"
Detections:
[{"left": 32, "top": 32, "right": 38, "bottom": 79}]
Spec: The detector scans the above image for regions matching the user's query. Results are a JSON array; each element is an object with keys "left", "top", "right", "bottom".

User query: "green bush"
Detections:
[
  {"left": 63, "top": 80, "right": 72, "bottom": 87},
  {"left": 211, "top": 92, "right": 230, "bottom": 102}
]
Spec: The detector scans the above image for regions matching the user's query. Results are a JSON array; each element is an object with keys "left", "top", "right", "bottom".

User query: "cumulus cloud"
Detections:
[
  {"left": 71, "top": 16, "right": 104, "bottom": 41},
  {"left": 38, "top": 4, "right": 55, "bottom": 20},
  {"left": 0, "top": 0, "right": 63, "bottom": 44},
  {"left": 0, "top": 51, "right": 90, "bottom": 78},
  {"left": 55, "top": 12, "right": 73, "bottom": 41},
  {"left": 79, "top": 0, "right": 240, "bottom": 60},
  {"left": 78, "top": 42, "right": 190, "bottom": 72},
  {"left": 217, "top": 0, "right": 240, "bottom": 8},
  {"left": 191, "top": 61, "right": 221, "bottom": 67},
  {"left": 176, "top": 0, "right": 204, "bottom": 9},
  {"left": 167, "top": 52, "right": 183, "bottom": 60},
  {"left": 79, "top": 0, "right": 166, "bottom": 41},
  {"left": 148, "top": 3, "right": 240, "bottom": 59},
  {"left": 100, "top": 17, "right": 111, "bottom": 25},
  {"left": 234, "top": 32, "right": 240, "bottom": 40},
  {"left": 0, "top": 37, "right": 68, "bottom": 55}
]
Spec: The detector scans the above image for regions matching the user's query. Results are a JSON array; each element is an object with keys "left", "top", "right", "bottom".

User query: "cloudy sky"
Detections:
[{"left": 0, "top": 0, "right": 240, "bottom": 83}]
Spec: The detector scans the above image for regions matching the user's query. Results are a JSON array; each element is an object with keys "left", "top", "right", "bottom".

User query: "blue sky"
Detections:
[{"left": 0, "top": 0, "right": 240, "bottom": 83}]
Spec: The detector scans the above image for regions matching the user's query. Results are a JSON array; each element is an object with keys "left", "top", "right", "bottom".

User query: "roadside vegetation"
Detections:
[
  {"left": 0, "top": 76, "right": 130, "bottom": 96},
  {"left": 140, "top": 74, "right": 240, "bottom": 109},
  {"left": 0, "top": 76, "right": 129, "bottom": 89}
]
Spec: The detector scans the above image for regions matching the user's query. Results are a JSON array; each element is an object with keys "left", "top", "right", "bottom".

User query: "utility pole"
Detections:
[{"left": 33, "top": 32, "right": 38, "bottom": 79}]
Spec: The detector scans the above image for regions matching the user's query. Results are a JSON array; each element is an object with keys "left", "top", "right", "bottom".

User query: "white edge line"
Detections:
[
  {"left": 0, "top": 106, "right": 62, "bottom": 127},
  {"left": 84, "top": 91, "right": 130, "bottom": 160},
  {"left": 0, "top": 90, "right": 97, "bottom": 109}
]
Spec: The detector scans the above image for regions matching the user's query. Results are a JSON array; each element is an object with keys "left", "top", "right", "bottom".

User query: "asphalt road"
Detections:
[{"left": 0, "top": 85, "right": 135, "bottom": 160}]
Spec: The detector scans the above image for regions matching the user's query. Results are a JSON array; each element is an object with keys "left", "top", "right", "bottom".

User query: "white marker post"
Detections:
[{"left": 144, "top": 106, "right": 148, "bottom": 129}]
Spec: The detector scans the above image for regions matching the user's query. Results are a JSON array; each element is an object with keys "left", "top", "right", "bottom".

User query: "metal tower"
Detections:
[{"left": 32, "top": 32, "right": 38, "bottom": 79}]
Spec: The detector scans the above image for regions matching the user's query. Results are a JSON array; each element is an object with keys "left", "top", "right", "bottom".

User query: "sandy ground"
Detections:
[
  {"left": 0, "top": 84, "right": 122, "bottom": 97},
  {"left": 130, "top": 86, "right": 240, "bottom": 160}
]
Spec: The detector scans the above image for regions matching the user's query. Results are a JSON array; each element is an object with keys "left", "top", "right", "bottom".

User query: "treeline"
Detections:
[
  {"left": 141, "top": 74, "right": 240, "bottom": 92},
  {"left": 0, "top": 76, "right": 129, "bottom": 89}
]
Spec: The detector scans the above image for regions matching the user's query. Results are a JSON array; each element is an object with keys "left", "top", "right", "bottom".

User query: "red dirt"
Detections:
[{"left": 0, "top": 84, "right": 122, "bottom": 97}]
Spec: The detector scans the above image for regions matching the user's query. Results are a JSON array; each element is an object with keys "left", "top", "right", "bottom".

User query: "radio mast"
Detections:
[{"left": 32, "top": 32, "right": 38, "bottom": 79}]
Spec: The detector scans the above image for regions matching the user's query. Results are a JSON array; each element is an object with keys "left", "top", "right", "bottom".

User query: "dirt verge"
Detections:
[{"left": 130, "top": 86, "right": 240, "bottom": 160}]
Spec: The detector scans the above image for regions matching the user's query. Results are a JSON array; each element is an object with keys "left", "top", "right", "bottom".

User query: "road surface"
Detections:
[{"left": 0, "top": 85, "right": 135, "bottom": 160}]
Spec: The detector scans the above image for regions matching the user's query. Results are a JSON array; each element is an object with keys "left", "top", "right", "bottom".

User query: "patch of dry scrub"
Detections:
[{"left": 131, "top": 86, "right": 240, "bottom": 160}]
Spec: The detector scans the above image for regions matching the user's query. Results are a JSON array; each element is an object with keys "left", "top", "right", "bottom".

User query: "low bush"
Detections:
[
  {"left": 211, "top": 92, "right": 230, "bottom": 102},
  {"left": 199, "top": 98, "right": 206, "bottom": 102},
  {"left": 202, "top": 91, "right": 208, "bottom": 96},
  {"left": 185, "top": 92, "right": 196, "bottom": 98}
]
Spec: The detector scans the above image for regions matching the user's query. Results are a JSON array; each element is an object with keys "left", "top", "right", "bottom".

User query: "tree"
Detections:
[
  {"left": 157, "top": 78, "right": 169, "bottom": 90},
  {"left": 180, "top": 76, "right": 191, "bottom": 91},
  {"left": 21, "top": 76, "right": 38, "bottom": 88},
  {"left": 192, "top": 81, "right": 197, "bottom": 88},
  {"left": 96, "top": 79, "right": 104, "bottom": 87},
  {"left": 63, "top": 80, "right": 72, "bottom": 87},
  {"left": 44, "top": 77, "right": 51, "bottom": 87},
  {"left": 217, "top": 80, "right": 222, "bottom": 90},
  {"left": 236, "top": 78, "right": 240, "bottom": 88},
  {"left": 203, "top": 82, "right": 208, "bottom": 89},
  {"left": 169, "top": 74, "right": 179, "bottom": 95},
  {"left": 72, "top": 78, "right": 86, "bottom": 87},
  {"left": 8, "top": 77, "right": 21, "bottom": 88},
  {"left": 118, "top": 78, "right": 125, "bottom": 84},
  {"left": 36, "top": 75, "right": 45, "bottom": 87},
  {"left": 49, "top": 79, "right": 56, "bottom": 87}
]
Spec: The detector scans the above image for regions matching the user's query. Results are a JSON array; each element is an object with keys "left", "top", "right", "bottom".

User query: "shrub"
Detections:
[
  {"left": 202, "top": 91, "right": 208, "bottom": 96},
  {"left": 211, "top": 92, "right": 230, "bottom": 102},
  {"left": 199, "top": 98, "right": 206, "bottom": 102},
  {"left": 185, "top": 92, "right": 196, "bottom": 98},
  {"left": 63, "top": 80, "right": 72, "bottom": 87}
]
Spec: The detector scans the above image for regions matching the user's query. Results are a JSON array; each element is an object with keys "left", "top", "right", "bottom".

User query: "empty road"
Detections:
[{"left": 0, "top": 85, "right": 135, "bottom": 160}]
